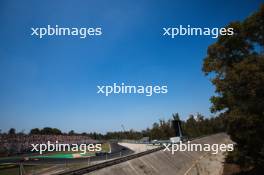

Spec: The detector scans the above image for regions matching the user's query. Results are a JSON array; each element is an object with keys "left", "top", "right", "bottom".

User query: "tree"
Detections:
[
  {"left": 202, "top": 5, "right": 264, "bottom": 169},
  {"left": 40, "top": 127, "right": 62, "bottom": 135},
  {"left": 172, "top": 113, "right": 180, "bottom": 120},
  {"left": 52, "top": 128, "right": 62, "bottom": 135},
  {"left": 184, "top": 115, "right": 200, "bottom": 137},
  {"left": 68, "top": 130, "right": 75, "bottom": 135},
  {"left": 8, "top": 128, "right": 16, "bottom": 135},
  {"left": 30, "top": 128, "right": 40, "bottom": 135}
]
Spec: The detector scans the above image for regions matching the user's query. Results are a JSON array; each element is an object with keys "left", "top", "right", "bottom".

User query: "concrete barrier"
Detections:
[{"left": 87, "top": 133, "right": 232, "bottom": 175}]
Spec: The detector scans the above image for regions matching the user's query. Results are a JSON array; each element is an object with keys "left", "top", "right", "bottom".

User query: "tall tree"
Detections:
[
  {"left": 30, "top": 128, "right": 40, "bottom": 135},
  {"left": 203, "top": 5, "right": 264, "bottom": 168},
  {"left": 8, "top": 128, "right": 16, "bottom": 135}
]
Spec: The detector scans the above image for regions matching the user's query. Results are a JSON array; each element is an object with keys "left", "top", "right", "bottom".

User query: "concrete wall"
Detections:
[
  {"left": 118, "top": 142, "right": 159, "bottom": 153},
  {"left": 87, "top": 133, "right": 232, "bottom": 175}
]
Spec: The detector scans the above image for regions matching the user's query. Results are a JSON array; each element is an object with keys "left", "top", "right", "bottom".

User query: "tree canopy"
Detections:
[{"left": 203, "top": 5, "right": 264, "bottom": 169}]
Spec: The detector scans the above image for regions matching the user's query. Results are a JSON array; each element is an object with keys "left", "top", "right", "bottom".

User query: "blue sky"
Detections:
[{"left": 0, "top": 0, "right": 262, "bottom": 133}]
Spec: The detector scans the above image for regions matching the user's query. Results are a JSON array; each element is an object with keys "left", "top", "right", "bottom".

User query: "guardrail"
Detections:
[{"left": 57, "top": 146, "right": 164, "bottom": 175}]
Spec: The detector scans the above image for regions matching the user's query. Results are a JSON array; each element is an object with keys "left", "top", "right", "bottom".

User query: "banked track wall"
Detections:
[{"left": 60, "top": 133, "right": 231, "bottom": 175}]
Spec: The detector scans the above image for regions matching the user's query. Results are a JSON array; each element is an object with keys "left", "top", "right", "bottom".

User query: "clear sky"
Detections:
[{"left": 0, "top": 0, "right": 262, "bottom": 133}]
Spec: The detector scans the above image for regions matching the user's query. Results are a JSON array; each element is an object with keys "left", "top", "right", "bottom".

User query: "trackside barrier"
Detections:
[
  {"left": 57, "top": 146, "right": 164, "bottom": 175},
  {"left": 56, "top": 133, "right": 226, "bottom": 175}
]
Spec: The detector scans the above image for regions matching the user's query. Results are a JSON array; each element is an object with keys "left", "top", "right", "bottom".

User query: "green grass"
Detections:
[
  {"left": 33, "top": 152, "right": 95, "bottom": 159},
  {"left": 0, "top": 143, "right": 111, "bottom": 175},
  {"left": 0, "top": 143, "right": 110, "bottom": 161}
]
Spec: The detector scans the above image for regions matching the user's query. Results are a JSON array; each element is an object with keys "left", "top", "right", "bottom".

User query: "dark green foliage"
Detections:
[
  {"left": 68, "top": 130, "right": 75, "bottom": 135},
  {"left": 8, "top": 128, "right": 16, "bottom": 135},
  {"left": 203, "top": 5, "right": 264, "bottom": 169},
  {"left": 86, "top": 113, "right": 227, "bottom": 141},
  {"left": 29, "top": 128, "right": 40, "bottom": 134},
  {"left": 182, "top": 113, "right": 227, "bottom": 138},
  {"left": 29, "top": 127, "right": 62, "bottom": 135}
]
